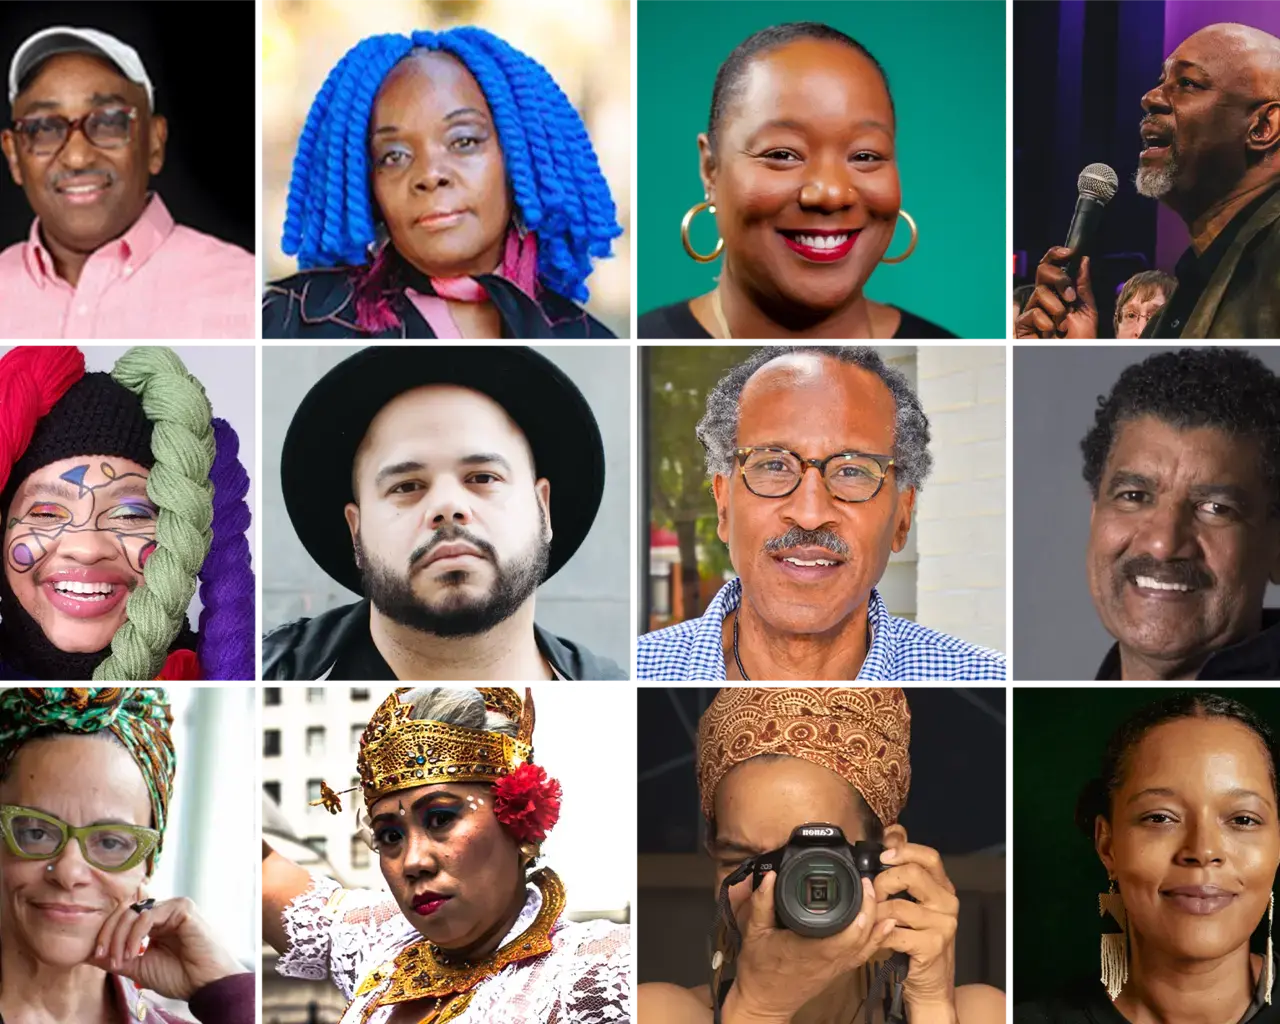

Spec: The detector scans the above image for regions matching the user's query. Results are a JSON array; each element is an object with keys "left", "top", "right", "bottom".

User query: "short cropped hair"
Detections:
[{"left": 1112, "top": 270, "right": 1177, "bottom": 335}]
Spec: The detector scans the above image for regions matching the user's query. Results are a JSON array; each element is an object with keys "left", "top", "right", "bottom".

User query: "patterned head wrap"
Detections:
[
  {"left": 0, "top": 688, "right": 175, "bottom": 865},
  {"left": 697, "top": 687, "right": 911, "bottom": 825}
]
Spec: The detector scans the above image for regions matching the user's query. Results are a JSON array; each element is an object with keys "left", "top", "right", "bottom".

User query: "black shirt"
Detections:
[
  {"left": 1150, "top": 183, "right": 1280, "bottom": 338},
  {"left": 638, "top": 299, "right": 957, "bottom": 339},
  {"left": 1095, "top": 609, "right": 1280, "bottom": 680}
]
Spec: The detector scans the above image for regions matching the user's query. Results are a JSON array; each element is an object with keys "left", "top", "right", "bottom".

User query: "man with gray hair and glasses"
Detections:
[{"left": 638, "top": 347, "right": 1007, "bottom": 681}]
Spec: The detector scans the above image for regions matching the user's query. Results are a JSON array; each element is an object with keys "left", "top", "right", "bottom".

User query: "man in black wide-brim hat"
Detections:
[{"left": 263, "top": 346, "right": 626, "bottom": 680}]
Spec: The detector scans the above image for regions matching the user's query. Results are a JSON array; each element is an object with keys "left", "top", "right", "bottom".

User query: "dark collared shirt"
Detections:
[
  {"left": 1150, "top": 183, "right": 1280, "bottom": 338},
  {"left": 1095, "top": 609, "right": 1280, "bottom": 680}
]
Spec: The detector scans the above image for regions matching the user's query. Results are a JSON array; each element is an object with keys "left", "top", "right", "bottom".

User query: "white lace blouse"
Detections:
[{"left": 277, "top": 873, "right": 631, "bottom": 1024}]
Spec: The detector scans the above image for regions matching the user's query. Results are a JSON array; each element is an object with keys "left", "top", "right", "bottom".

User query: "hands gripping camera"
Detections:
[{"left": 713, "top": 823, "right": 961, "bottom": 1024}]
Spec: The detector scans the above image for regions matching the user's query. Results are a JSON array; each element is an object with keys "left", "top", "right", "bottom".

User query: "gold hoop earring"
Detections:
[
  {"left": 681, "top": 200, "right": 724, "bottom": 263},
  {"left": 880, "top": 209, "right": 918, "bottom": 264}
]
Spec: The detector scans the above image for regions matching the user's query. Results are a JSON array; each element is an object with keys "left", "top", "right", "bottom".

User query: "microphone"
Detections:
[{"left": 1063, "top": 163, "right": 1119, "bottom": 280}]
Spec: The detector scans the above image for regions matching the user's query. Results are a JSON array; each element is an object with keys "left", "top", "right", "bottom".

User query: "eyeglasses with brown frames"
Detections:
[
  {"left": 734, "top": 446, "right": 896, "bottom": 503},
  {"left": 11, "top": 105, "right": 138, "bottom": 158}
]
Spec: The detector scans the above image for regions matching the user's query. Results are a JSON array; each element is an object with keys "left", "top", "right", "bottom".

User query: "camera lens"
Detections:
[{"left": 775, "top": 851, "right": 861, "bottom": 938}]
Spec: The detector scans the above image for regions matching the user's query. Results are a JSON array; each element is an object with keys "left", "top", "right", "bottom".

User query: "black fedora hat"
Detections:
[{"left": 281, "top": 346, "right": 605, "bottom": 597}]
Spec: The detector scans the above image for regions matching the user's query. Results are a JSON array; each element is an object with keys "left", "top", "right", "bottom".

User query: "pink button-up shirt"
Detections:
[{"left": 0, "top": 195, "right": 255, "bottom": 338}]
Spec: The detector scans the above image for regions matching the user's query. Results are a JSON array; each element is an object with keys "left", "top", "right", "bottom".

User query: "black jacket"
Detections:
[
  {"left": 262, "top": 599, "right": 628, "bottom": 681},
  {"left": 1095, "top": 609, "right": 1280, "bottom": 680},
  {"left": 263, "top": 268, "right": 615, "bottom": 339}
]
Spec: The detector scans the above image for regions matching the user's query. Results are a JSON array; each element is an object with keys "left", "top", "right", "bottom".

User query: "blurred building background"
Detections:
[
  {"left": 260, "top": 345, "right": 631, "bottom": 671},
  {"left": 641, "top": 346, "right": 1007, "bottom": 654},
  {"left": 133, "top": 687, "right": 257, "bottom": 1016},
  {"left": 262, "top": 0, "right": 631, "bottom": 334},
  {"left": 262, "top": 684, "right": 634, "bottom": 1024}
]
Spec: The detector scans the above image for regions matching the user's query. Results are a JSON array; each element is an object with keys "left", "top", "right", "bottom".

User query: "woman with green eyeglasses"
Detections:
[{"left": 0, "top": 687, "right": 252, "bottom": 1023}]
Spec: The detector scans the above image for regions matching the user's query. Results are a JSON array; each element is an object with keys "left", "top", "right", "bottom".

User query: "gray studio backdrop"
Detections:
[
  {"left": 262, "top": 345, "right": 631, "bottom": 669},
  {"left": 1013, "top": 346, "right": 1280, "bottom": 681},
  {"left": 0, "top": 345, "right": 257, "bottom": 627}
]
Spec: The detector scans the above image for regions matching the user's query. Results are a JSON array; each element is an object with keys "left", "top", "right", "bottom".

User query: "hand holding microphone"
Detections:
[{"left": 1016, "top": 163, "right": 1117, "bottom": 339}]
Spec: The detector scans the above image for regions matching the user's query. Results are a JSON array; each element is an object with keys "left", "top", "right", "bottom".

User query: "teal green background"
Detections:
[{"left": 638, "top": 0, "right": 1007, "bottom": 339}]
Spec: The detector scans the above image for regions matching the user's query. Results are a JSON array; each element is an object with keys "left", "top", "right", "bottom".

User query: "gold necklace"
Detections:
[
  {"left": 710, "top": 289, "right": 733, "bottom": 339},
  {"left": 353, "top": 868, "right": 566, "bottom": 1024}
]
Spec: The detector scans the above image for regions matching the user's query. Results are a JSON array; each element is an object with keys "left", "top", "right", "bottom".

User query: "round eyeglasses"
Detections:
[
  {"left": 734, "top": 446, "right": 895, "bottom": 503},
  {"left": 0, "top": 804, "right": 158, "bottom": 872},
  {"left": 11, "top": 106, "right": 138, "bottom": 158}
]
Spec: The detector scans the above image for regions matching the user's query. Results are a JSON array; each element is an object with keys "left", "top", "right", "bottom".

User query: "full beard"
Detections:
[{"left": 357, "top": 532, "right": 550, "bottom": 639}]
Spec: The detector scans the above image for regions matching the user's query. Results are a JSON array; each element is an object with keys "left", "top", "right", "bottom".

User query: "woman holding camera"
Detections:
[{"left": 638, "top": 687, "right": 1005, "bottom": 1024}]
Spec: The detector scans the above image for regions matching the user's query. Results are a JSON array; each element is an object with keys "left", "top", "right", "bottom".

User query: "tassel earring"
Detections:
[
  {"left": 1266, "top": 891, "right": 1274, "bottom": 1006},
  {"left": 1100, "top": 878, "right": 1128, "bottom": 1000}
]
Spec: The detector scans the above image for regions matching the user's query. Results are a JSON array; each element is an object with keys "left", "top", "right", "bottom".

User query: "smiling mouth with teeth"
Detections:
[
  {"left": 50, "top": 581, "right": 117, "bottom": 601},
  {"left": 782, "top": 557, "right": 840, "bottom": 567},
  {"left": 1133, "top": 575, "right": 1194, "bottom": 592}
]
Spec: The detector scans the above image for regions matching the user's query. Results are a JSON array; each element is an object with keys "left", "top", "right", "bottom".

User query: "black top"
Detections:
[
  {"left": 1017, "top": 956, "right": 1277, "bottom": 1024},
  {"left": 263, "top": 267, "right": 615, "bottom": 339},
  {"left": 1150, "top": 183, "right": 1280, "bottom": 338},
  {"left": 1095, "top": 609, "right": 1280, "bottom": 680},
  {"left": 638, "top": 299, "right": 957, "bottom": 339},
  {"left": 261, "top": 599, "right": 628, "bottom": 681}
]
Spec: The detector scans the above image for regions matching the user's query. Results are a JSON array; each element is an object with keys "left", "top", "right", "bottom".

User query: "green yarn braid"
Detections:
[
  {"left": 0, "top": 688, "right": 176, "bottom": 868},
  {"left": 94, "top": 349, "right": 215, "bottom": 681}
]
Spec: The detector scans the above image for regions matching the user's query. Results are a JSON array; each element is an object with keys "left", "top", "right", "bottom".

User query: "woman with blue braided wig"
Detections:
[
  {"left": 264, "top": 27, "right": 623, "bottom": 339},
  {"left": 0, "top": 688, "right": 253, "bottom": 1022},
  {"left": 0, "top": 347, "right": 255, "bottom": 682}
]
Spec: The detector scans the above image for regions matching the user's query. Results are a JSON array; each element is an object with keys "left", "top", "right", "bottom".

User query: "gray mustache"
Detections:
[{"left": 763, "top": 526, "right": 850, "bottom": 557}]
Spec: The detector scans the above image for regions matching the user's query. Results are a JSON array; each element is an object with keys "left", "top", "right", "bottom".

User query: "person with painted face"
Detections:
[
  {"left": 0, "top": 27, "right": 254, "bottom": 338},
  {"left": 1018, "top": 23, "right": 1280, "bottom": 340},
  {"left": 0, "top": 687, "right": 252, "bottom": 1023},
  {"left": 0, "top": 346, "right": 255, "bottom": 681},
  {"left": 639, "top": 22, "right": 955, "bottom": 341},
  {"left": 262, "top": 686, "right": 630, "bottom": 1024}
]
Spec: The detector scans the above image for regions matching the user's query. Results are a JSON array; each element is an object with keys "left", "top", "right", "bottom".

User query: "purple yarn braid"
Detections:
[{"left": 197, "top": 418, "right": 255, "bottom": 680}]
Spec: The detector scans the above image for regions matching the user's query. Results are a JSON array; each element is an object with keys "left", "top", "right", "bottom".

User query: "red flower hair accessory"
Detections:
[{"left": 493, "top": 763, "right": 562, "bottom": 843}]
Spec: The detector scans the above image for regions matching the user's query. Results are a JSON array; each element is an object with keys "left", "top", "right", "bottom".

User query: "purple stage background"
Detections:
[{"left": 1157, "top": 1, "right": 1280, "bottom": 270}]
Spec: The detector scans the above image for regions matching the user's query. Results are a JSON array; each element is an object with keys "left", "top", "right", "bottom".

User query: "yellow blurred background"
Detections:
[{"left": 262, "top": 0, "right": 632, "bottom": 332}]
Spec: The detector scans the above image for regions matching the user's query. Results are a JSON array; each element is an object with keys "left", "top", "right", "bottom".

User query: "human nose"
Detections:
[
  {"left": 44, "top": 833, "right": 95, "bottom": 885},
  {"left": 1176, "top": 814, "right": 1224, "bottom": 867},
  {"left": 780, "top": 463, "right": 840, "bottom": 530},
  {"left": 413, "top": 142, "right": 454, "bottom": 192},
  {"left": 423, "top": 477, "right": 473, "bottom": 529},
  {"left": 50, "top": 527, "right": 121, "bottom": 564},
  {"left": 402, "top": 825, "right": 440, "bottom": 877},
  {"left": 797, "top": 155, "right": 856, "bottom": 212},
  {"left": 1141, "top": 83, "right": 1172, "bottom": 115},
  {"left": 55, "top": 119, "right": 98, "bottom": 170},
  {"left": 1129, "top": 496, "right": 1199, "bottom": 562}
]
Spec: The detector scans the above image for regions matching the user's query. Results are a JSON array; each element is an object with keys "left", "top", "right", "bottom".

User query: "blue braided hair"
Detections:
[{"left": 282, "top": 27, "right": 621, "bottom": 304}]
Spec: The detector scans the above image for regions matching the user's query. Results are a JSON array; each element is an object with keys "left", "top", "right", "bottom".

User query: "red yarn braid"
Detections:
[{"left": 0, "top": 347, "right": 86, "bottom": 495}]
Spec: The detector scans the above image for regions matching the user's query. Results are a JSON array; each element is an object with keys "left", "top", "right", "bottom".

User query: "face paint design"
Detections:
[{"left": 6, "top": 462, "right": 158, "bottom": 576}]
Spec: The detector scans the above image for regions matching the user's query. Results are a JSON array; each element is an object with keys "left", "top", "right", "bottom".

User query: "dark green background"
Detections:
[
  {"left": 637, "top": 0, "right": 1007, "bottom": 339},
  {"left": 1014, "top": 688, "right": 1280, "bottom": 1004}
]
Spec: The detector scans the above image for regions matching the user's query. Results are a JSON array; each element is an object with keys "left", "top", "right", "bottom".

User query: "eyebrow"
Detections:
[
  {"left": 1161, "top": 59, "right": 1210, "bottom": 79},
  {"left": 1105, "top": 471, "right": 1155, "bottom": 493},
  {"left": 17, "top": 91, "right": 132, "bottom": 116},
  {"left": 19, "top": 477, "right": 150, "bottom": 503},
  {"left": 749, "top": 117, "right": 892, "bottom": 140},
  {"left": 368, "top": 789, "right": 461, "bottom": 824},
  {"left": 374, "top": 454, "right": 513, "bottom": 487},
  {"left": 371, "top": 107, "right": 491, "bottom": 137},
  {"left": 22, "top": 804, "right": 140, "bottom": 827},
  {"left": 1106, "top": 471, "right": 1255, "bottom": 505},
  {"left": 1127, "top": 786, "right": 1275, "bottom": 809}
]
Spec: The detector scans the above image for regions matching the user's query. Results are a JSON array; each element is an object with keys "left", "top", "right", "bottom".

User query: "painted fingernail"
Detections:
[
  {"left": 130, "top": 899, "right": 155, "bottom": 914},
  {"left": 138, "top": 937, "right": 150, "bottom": 955}
]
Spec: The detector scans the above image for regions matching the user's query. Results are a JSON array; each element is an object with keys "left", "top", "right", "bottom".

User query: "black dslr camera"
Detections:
[{"left": 749, "top": 823, "right": 891, "bottom": 938}]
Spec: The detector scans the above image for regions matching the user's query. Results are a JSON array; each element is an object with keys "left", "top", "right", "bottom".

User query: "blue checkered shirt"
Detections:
[{"left": 637, "top": 578, "right": 1007, "bottom": 681}]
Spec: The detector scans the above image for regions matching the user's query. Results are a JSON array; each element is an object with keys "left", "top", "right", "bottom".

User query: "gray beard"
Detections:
[{"left": 1135, "top": 157, "right": 1179, "bottom": 199}]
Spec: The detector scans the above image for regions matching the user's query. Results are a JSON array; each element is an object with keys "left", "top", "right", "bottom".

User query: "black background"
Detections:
[
  {"left": 0, "top": 0, "right": 255, "bottom": 252},
  {"left": 1014, "top": 688, "right": 1280, "bottom": 1004}
]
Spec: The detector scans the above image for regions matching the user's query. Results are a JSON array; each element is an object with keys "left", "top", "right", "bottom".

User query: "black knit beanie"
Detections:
[{"left": 0, "top": 373, "right": 160, "bottom": 680}]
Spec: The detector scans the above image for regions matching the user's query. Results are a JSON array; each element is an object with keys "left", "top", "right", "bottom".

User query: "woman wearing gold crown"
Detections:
[{"left": 262, "top": 686, "right": 631, "bottom": 1024}]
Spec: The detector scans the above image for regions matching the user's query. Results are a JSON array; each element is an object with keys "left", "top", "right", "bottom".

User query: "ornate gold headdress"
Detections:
[{"left": 313, "top": 687, "right": 538, "bottom": 815}]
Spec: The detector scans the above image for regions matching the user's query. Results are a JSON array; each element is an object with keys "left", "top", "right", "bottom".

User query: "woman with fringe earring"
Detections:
[
  {"left": 263, "top": 27, "right": 622, "bottom": 340},
  {"left": 0, "top": 346, "right": 255, "bottom": 681},
  {"left": 1017, "top": 693, "right": 1280, "bottom": 1024},
  {"left": 262, "top": 687, "right": 630, "bottom": 1024}
]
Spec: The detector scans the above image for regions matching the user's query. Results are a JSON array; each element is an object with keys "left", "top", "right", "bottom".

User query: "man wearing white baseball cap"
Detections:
[{"left": 0, "top": 25, "right": 253, "bottom": 338}]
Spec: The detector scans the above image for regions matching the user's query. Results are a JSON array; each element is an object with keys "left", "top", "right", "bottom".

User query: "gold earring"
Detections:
[
  {"left": 880, "top": 209, "right": 918, "bottom": 264},
  {"left": 681, "top": 199, "right": 724, "bottom": 263},
  {"left": 1099, "top": 878, "right": 1128, "bottom": 1000},
  {"left": 519, "top": 842, "right": 540, "bottom": 863}
]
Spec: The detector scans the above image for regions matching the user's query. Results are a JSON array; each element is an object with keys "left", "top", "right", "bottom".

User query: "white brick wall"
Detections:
[{"left": 914, "top": 346, "right": 1007, "bottom": 653}]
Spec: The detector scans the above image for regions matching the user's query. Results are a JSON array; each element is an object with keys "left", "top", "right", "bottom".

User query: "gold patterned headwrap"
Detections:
[
  {"left": 697, "top": 687, "right": 911, "bottom": 825},
  {"left": 0, "top": 688, "right": 175, "bottom": 863}
]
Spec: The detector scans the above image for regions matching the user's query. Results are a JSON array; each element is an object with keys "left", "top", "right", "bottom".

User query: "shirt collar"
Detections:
[
  {"left": 23, "top": 192, "right": 175, "bottom": 288},
  {"left": 1096, "top": 609, "right": 1280, "bottom": 680},
  {"left": 1174, "top": 181, "right": 1280, "bottom": 289},
  {"left": 694, "top": 578, "right": 890, "bottom": 680}
]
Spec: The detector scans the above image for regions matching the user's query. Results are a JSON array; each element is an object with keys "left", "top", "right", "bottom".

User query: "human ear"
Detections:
[{"left": 890, "top": 487, "right": 915, "bottom": 552}]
